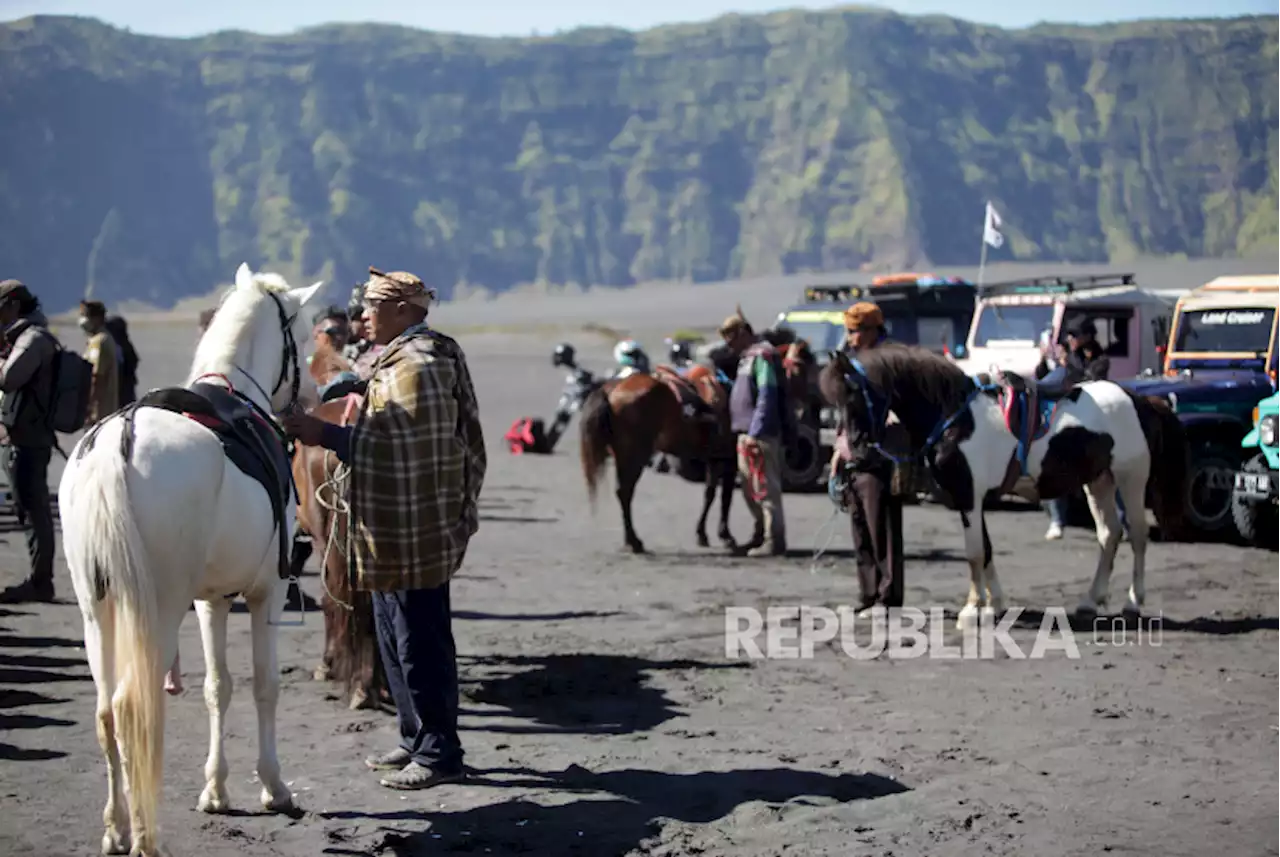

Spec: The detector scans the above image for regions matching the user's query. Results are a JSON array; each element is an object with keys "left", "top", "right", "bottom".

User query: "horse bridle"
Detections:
[{"left": 198, "top": 291, "right": 302, "bottom": 441}]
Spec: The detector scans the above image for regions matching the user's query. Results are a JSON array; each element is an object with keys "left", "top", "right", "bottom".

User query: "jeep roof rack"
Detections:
[
  {"left": 801, "top": 275, "right": 975, "bottom": 305},
  {"left": 979, "top": 272, "right": 1137, "bottom": 297}
]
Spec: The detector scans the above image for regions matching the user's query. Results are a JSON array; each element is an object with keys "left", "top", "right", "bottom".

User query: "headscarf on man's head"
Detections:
[
  {"left": 364, "top": 267, "right": 436, "bottom": 309},
  {"left": 843, "top": 301, "right": 884, "bottom": 331},
  {"left": 80, "top": 300, "right": 107, "bottom": 319}
]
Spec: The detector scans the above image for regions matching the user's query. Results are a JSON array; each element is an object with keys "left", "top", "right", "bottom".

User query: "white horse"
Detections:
[
  {"left": 819, "top": 343, "right": 1188, "bottom": 630},
  {"left": 59, "top": 264, "right": 324, "bottom": 856}
]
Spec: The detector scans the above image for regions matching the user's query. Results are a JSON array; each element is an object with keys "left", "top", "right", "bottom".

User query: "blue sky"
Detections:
[{"left": 0, "top": 0, "right": 1274, "bottom": 38}]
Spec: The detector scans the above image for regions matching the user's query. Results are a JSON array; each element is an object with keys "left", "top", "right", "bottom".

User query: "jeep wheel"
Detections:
[
  {"left": 1184, "top": 443, "right": 1239, "bottom": 538},
  {"left": 781, "top": 422, "right": 824, "bottom": 491},
  {"left": 1230, "top": 454, "right": 1278, "bottom": 549}
]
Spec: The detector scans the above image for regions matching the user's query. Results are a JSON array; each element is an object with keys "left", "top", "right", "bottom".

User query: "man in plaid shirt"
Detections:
[{"left": 283, "top": 267, "right": 486, "bottom": 790}]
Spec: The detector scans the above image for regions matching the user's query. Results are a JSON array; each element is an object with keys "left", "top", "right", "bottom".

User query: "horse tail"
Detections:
[
  {"left": 1134, "top": 393, "right": 1190, "bottom": 538},
  {"left": 70, "top": 441, "right": 165, "bottom": 848},
  {"left": 579, "top": 384, "right": 613, "bottom": 504}
]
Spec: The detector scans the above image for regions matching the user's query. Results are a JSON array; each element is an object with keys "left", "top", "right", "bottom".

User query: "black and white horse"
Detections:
[{"left": 819, "top": 343, "right": 1188, "bottom": 629}]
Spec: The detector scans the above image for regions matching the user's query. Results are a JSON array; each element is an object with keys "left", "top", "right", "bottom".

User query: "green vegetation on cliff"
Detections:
[{"left": 0, "top": 11, "right": 1275, "bottom": 310}]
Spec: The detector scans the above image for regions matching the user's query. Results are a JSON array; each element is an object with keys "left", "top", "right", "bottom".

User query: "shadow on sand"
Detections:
[
  {"left": 459, "top": 653, "right": 750, "bottom": 736},
  {"left": 319, "top": 763, "right": 909, "bottom": 856},
  {"left": 0, "top": 628, "right": 82, "bottom": 764}
]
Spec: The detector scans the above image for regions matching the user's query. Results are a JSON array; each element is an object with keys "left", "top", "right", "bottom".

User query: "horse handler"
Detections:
[
  {"left": 829, "top": 302, "right": 905, "bottom": 616},
  {"left": 282, "top": 267, "right": 486, "bottom": 790}
]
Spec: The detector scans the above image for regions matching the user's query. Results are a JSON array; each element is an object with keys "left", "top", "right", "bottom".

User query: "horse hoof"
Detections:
[
  {"left": 261, "top": 790, "right": 298, "bottom": 816},
  {"left": 102, "top": 829, "right": 130, "bottom": 855},
  {"left": 1074, "top": 602, "right": 1099, "bottom": 622},
  {"left": 955, "top": 605, "right": 980, "bottom": 631},
  {"left": 197, "top": 788, "right": 231, "bottom": 814},
  {"left": 348, "top": 688, "right": 369, "bottom": 710},
  {"left": 313, "top": 664, "right": 331, "bottom": 681},
  {"left": 696, "top": 535, "right": 710, "bottom": 548}
]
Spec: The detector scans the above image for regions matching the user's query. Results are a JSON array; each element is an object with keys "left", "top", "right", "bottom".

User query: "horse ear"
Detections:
[
  {"left": 234, "top": 263, "right": 254, "bottom": 291},
  {"left": 290, "top": 280, "right": 325, "bottom": 309}
]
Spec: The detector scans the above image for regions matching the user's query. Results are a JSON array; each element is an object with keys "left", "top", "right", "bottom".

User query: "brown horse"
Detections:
[
  {"left": 579, "top": 329, "right": 817, "bottom": 554},
  {"left": 580, "top": 364, "right": 734, "bottom": 554},
  {"left": 291, "top": 342, "right": 387, "bottom": 709}
]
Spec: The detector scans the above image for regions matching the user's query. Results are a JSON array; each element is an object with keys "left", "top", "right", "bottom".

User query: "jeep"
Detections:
[
  {"left": 1120, "top": 274, "right": 1278, "bottom": 539},
  {"left": 1231, "top": 391, "right": 1278, "bottom": 549}
]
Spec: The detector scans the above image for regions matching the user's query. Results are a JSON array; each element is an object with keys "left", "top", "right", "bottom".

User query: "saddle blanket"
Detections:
[{"left": 81, "top": 382, "right": 296, "bottom": 580}]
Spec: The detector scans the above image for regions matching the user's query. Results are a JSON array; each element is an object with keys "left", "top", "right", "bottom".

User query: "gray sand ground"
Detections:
[{"left": 1, "top": 271, "right": 1277, "bottom": 857}]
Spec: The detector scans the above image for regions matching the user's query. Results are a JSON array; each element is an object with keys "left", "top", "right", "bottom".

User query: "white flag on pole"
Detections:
[{"left": 983, "top": 201, "right": 1004, "bottom": 249}]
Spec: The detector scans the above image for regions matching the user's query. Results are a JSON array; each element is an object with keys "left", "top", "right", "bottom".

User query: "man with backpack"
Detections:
[{"left": 0, "top": 280, "right": 59, "bottom": 603}]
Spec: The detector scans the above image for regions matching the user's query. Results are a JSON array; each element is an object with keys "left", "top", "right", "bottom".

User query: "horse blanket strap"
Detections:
[
  {"left": 998, "top": 384, "right": 1060, "bottom": 477},
  {"left": 81, "top": 382, "right": 297, "bottom": 581}
]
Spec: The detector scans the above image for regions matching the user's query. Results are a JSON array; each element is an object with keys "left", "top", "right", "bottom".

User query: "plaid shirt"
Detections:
[{"left": 344, "top": 323, "right": 486, "bottom": 591}]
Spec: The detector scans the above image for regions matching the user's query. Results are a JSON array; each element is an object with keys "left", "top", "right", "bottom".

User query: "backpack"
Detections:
[{"left": 45, "top": 335, "right": 94, "bottom": 434}]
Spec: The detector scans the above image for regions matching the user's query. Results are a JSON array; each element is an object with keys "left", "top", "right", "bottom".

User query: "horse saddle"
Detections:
[
  {"left": 82, "top": 382, "right": 296, "bottom": 581},
  {"left": 996, "top": 371, "right": 1083, "bottom": 475},
  {"left": 654, "top": 366, "right": 716, "bottom": 422}
]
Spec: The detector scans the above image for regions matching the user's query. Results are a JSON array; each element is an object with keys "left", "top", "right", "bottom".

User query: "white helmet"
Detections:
[{"left": 613, "top": 339, "right": 641, "bottom": 364}]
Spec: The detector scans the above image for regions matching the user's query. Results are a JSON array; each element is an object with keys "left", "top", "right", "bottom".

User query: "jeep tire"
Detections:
[
  {"left": 1184, "top": 442, "right": 1239, "bottom": 538},
  {"left": 1230, "top": 454, "right": 1278, "bottom": 549},
  {"left": 781, "top": 421, "right": 824, "bottom": 491}
]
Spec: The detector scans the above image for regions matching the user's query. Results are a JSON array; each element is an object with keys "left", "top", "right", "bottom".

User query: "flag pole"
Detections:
[{"left": 977, "top": 201, "right": 990, "bottom": 296}]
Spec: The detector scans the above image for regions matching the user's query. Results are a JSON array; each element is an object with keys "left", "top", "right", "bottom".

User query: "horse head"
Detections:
[{"left": 189, "top": 262, "right": 326, "bottom": 415}]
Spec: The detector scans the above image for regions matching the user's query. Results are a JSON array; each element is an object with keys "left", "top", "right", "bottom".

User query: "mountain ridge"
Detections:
[{"left": 0, "top": 11, "right": 1275, "bottom": 312}]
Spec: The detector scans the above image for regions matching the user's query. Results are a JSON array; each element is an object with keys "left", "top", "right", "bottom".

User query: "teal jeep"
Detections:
[{"left": 1231, "top": 391, "right": 1279, "bottom": 548}]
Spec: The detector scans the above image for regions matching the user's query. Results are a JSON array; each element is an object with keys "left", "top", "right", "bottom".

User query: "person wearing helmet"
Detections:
[
  {"left": 537, "top": 342, "right": 601, "bottom": 452},
  {"left": 829, "top": 301, "right": 905, "bottom": 616},
  {"left": 552, "top": 342, "right": 577, "bottom": 369},
  {"left": 667, "top": 338, "right": 694, "bottom": 372},
  {"left": 612, "top": 339, "right": 651, "bottom": 379}
]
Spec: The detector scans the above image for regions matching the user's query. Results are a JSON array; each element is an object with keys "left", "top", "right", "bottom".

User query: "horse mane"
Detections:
[{"left": 819, "top": 342, "right": 978, "bottom": 419}]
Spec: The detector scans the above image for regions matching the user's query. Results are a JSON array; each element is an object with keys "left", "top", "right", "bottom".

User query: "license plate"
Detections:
[{"left": 1233, "top": 472, "right": 1274, "bottom": 499}]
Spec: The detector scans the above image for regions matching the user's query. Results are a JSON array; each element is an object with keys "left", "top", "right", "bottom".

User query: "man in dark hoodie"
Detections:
[{"left": 0, "top": 280, "right": 59, "bottom": 604}]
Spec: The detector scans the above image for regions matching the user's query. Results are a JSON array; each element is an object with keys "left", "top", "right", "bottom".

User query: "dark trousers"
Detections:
[
  {"left": 10, "top": 446, "right": 54, "bottom": 589},
  {"left": 848, "top": 470, "right": 904, "bottom": 609},
  {"left": 372, "top": 584, "right": 463, "bottom": 772}
]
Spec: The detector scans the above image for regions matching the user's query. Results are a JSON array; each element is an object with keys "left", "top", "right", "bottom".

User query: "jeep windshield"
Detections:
[
  {"left": 971, "top": 305, "right": 1055, "bottom": 346},
  {"left": 777, "top": 319, "right": 846, "bottom": 353},
  {"left": 1174, "top": 307, "right": 1276, "bottom": 355}
]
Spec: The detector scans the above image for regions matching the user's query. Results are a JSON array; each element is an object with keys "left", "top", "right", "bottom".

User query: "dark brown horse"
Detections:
[
  {"left": 580, "top": 332, "right": 816, "bottom": 554},
  {"left": 291, "top": 342, "right": 387, "bottom": 709}
]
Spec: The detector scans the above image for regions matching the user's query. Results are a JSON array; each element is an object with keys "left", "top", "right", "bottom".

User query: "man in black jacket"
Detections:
[
  {"left": 0, "top": 280, "right": 59, "bottom": 603},
  {"left": 828, "top": 302, "right": 906, "bottom": 615}
]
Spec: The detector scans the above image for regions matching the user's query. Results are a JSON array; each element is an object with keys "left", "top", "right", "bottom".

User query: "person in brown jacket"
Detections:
[
  {"left": 829, "top": 302, "right": 905, "bottom": 617},
  {"left": 79, "top": 301, "right": 120, "bottom": 426}
]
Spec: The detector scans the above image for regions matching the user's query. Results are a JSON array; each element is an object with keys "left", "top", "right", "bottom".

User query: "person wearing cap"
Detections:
[
  {"left": 829, "top": 301, "right": 905, "bottom": 616},
  {"left": 1043, "top": 318, "right": 1121, "bottom": 540},
  {"left": 1057, "top": 317, "right": 1110, "bottom": 382},
  {"left": 0, "top": 280, "right": 59, "bottom": 604},
  {"left": 282, "top": 267, "right": 486, "bottom": 791},
  {"left": 79, "top": 300, "right": 121, "bottom": 427},
  {"left": 721, "top": 306, "right": 788, "bottom": 556}
]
